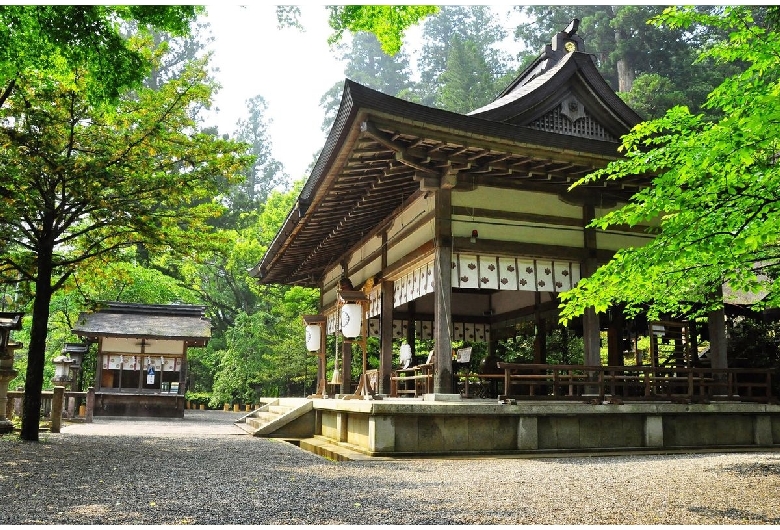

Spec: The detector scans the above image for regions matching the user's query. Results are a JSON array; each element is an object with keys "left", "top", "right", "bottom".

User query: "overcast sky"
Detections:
[
  {"left": 199, "top": 5, "right": 520, "bottom": 183},
  {"left": 200, "top": 5, "right": 353, "bottom": 182}
]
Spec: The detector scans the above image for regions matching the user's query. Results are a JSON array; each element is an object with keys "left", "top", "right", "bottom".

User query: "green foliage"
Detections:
[
  {"left": 620, "top": 73, "right": 688, "bottom": 120},
  {"left": 559, "top": 6, "right": 780, "bottom": 322},
  {"left": 320, "top": 31, "right": 414, "bottom": 132},
  {"left": 0, "top": 6, "right": 199, "bottom": 106},
  {"left": 0, "top": 57, "right": 252, "bottom": 293},
  {"left": 435, "top": 35, "right": 503, "bottom": 113},
  {"left": 184, "top": 390, "right": 212, "bottom": 407},
  {"left": 208, "top": 284, "right": 319, "bottom": 406},
  {"left": 416, "top": 6, "right": 514, "bottom": 110},
  {"left": 0, "top": 30, "right": 251, "bottom": 439},
  {"left": 204, "top": 184, "right": 320, "bottom": 404},
  {"left": 327, "top": 5, "right": 439, "bottom": 56},
  {"left": 229, "top": 95, "right": 289, "bottom": 214}
]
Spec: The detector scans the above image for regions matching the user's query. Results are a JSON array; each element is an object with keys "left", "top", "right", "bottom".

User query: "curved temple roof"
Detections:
[
  {"left": 253, "top": 21, "right": 646, "bottom": 288},
  {"left": 73, "top": 302, "right": 211, "bottom": 347}
]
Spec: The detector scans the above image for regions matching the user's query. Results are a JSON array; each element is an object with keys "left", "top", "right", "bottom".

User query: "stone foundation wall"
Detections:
[{"left": 313, "top": 401, "right": 780, "bottom": 456}]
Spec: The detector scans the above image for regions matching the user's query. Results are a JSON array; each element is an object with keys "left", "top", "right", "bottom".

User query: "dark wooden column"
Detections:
[
  {"left": 533, "top": 292, "right": 547, "bottom": 365},
  {"left": 340, "top": 341, "right": 352, "bottom": 395},
  {"left": 406, "top": 300, "right": 416, "bottom": 355},
  {"left": 707, "top": 286, "right": 729, "bottom": 395},
  {"left": 607, "top": 308, "right": 625, "bottom": 367},
  {"left": 379, "top": 279, "right": 394, "bottom": 395},
  {"left": 582, "top": 203, "right": 601, "bottom": 368},
  {"left": 433, "top": 189, "right": 453, "bottom": 394}
]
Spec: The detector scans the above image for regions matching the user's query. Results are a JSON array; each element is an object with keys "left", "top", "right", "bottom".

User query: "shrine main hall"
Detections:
[{"left": 247, "top": 22, "right": 779, "bottom": 457}]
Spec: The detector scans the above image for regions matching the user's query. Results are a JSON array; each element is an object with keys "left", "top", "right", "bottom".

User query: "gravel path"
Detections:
[{"left": 1, "top": 410, "right": 779, "bottom": 525}]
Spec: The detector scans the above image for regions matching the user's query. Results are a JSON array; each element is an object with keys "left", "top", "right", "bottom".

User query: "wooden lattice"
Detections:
[{"left": 526, "top": 105, "right": 617, "bottom": 142}]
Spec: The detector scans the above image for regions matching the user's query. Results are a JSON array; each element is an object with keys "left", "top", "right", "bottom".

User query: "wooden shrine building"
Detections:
[
  {"left": 247, "top": 22, "right": 778, "bottom": 457},
  {"left": 73, "top": 302, "right": 210, "bottom": 418}
]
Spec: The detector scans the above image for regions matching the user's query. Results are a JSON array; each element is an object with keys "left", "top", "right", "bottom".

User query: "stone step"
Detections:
[
  {"left": 253, "top": 411, "right": 283, "bottom": 421},
  {"left": 236, "top": 398, "right": 313, "bottom": 436}
]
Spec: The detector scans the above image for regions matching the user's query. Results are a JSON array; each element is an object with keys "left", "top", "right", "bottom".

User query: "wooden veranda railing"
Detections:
[{"left": 487, "top": 363, "right": 775, "bottom": 403}]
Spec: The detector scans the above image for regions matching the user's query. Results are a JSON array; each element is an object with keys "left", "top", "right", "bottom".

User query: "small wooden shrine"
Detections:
[{"left": 73, "top": 302, "right": 210, "bottom": 418}]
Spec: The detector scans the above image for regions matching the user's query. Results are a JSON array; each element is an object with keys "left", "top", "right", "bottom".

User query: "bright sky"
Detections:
[
  {"left": 199, "top": 5, "right": 519, "bottom": 183},
  {"left": 200, "top": 5, "right": 351, "bottom": 182}
]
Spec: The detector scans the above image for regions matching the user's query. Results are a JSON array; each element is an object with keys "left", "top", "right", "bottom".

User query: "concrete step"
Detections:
[
  {"left": 268, "top": 405, "right": 295, "bottom": 414},
  {"left": 298, "top": 436, "right": 380, "bottom": 462},
  {"left": 236, "top": 398, "right": 313, "bottom": 436}
]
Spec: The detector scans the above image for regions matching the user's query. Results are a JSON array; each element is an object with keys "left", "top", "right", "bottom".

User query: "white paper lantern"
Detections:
[
  {"left": 305, "top": 324, "right": 321, "bottom": 352},
  {"left": 340, "top": 303, "right": 362, "bottom": 338}
]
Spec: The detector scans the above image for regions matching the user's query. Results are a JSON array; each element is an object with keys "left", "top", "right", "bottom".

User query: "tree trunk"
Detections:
[
  {"left": 616, "top": 55, "right": 635, "bottom": 93},
  {"left": 21, "top": 261, "right": 54, "bottom": 441},
  {"left": 612, "top": 7, "right": 634, "bottom": 93}
]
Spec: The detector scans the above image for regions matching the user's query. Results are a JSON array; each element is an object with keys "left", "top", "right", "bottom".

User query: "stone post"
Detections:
[
  {"left": 51, "top": 386, "right": 65, "bottom": 434},
  {"left": 85, "top": 387, "right": 95, "bottom": 423}
]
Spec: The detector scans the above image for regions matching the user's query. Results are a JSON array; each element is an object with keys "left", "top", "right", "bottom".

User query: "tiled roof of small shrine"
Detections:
[{"left": 73, "top": 302, "right": 211, "bottom": 346}]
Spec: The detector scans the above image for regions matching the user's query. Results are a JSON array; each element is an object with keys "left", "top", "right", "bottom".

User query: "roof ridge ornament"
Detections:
[{"left": 547, "top": 18, "right": 584, "bottom": 64}]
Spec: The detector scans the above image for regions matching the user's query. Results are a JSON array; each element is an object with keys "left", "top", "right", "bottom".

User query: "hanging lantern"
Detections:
[
  {"left": 340, "top": 303, "right": 362, "bottom": 338},
  {"left": 305, "top": 324, "right": 321, "bottom": 352}
]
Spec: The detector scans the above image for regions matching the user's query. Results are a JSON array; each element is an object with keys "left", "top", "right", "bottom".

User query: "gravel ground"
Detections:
[{"left": 1, "top": 410, "right": 779, "bottom": 525}]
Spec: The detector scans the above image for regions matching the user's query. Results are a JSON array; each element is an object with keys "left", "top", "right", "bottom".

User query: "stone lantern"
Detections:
[
  {"left": 52, "top": 354, "right": 74, "bottom": 385},
  {"left": 61, "top": 343, "right": 88, "bottom": 416},
  {"left": 61, "top": 343, "right": 88, "bottom": 391},
  {"left": 0, "top": 312, "right": 23, "bottom": 435}
]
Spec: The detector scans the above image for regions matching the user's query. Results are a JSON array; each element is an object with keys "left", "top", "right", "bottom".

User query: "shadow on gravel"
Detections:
[{"left": 687, "top": 506, "right": 780, "bottom": 525}]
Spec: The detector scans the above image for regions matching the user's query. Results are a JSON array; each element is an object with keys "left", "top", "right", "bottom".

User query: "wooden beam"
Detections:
[{"left": 361, "top": 120, "right": 438, "bottom": 175}]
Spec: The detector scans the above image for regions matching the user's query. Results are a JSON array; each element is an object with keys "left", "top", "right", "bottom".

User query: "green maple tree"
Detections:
[{"left": 559, "top": 6, "right": 780, "bottom": 323}]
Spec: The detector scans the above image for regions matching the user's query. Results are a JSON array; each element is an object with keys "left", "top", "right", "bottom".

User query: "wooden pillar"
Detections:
[
  {"left": 433, "top": 189, "right": 453, "bottom": 394},
  {"left": 708, "top": 293, "right": 728, "bottom": 370},
  {"left": 379, "top": 280, "right": 394, "bottom": 395},
  {"left": 406, "top": 300, "right": 416, "bottom": 355},
  {"left": 319, "top": 324, "right": 327, "bottom": 396},
  {"left": 533, "top": 292, "right": 547, "bottom": 365},
  {"left": 340, "top": 341, "right": 352, "bottom": 395},
  {"left": 607, "top": 308, "right": 625, "bottom": 367},
  {"left": 95, "top": 338, "right": 103, "bottom": 390},
  {"left": 582, "top": 203, "right": 601, "bottom": 367},
  {"left": 708, "top": 298, "right": 729, "bottom": 397},
  {"left": 51, "top": 386, "right": 64, "bottom": 434},
  {"left": 85, "top": 387, "right": 94, "bottom": 423}
]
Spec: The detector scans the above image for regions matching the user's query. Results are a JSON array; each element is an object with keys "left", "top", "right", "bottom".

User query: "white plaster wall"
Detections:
[
  {"left": 347, "top": 234, "right": 382, "bottom": 271},
  {"left": 386, "top": 195, "right": 434, "bottom": 243},
  {"left": 387, "top": 221, "right": 434, "bottom": 270},
  {"left": 597, "top": 231, "right": 655, "bottom": 251},
  {"left": 452, "top": 219, "right": 584, "bottom": 248},
  {"left": 453, "top": 187, "right": 582, "bottom": 218},
  {"left": 101, "top": 337, "right": 183, "bottom": 354}
]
